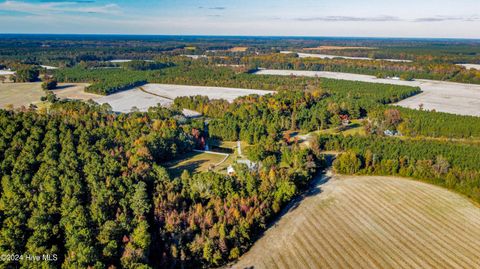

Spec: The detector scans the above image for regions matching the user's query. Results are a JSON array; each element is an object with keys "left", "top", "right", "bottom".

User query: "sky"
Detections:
[{"left": 0, "top": 0, "right": 479, "bottom": 38}]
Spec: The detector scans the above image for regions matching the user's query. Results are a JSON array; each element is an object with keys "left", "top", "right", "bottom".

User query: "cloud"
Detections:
[
  {"left": 295, "top": 15, "right": 402, "bottom": 22},
  {"left": 414, "top": 15, "right": 480, "bottom": 22},
  {"left": 0, "top": 0, "right": 120, "bottom": 15},
  {"left": 40, "top": 0, "right": 96, "bottom": 3},
  {"left": 198, "top": 6, "right": 226, "bottom": 10}
]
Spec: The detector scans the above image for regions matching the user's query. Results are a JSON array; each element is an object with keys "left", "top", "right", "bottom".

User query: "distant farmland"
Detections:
[
  {"left": 255, "top": 69, "right": 480, "bottom": 117},
  {"left": 233, "top": 175, "right": 480, "bottom": 269},
  {"left": 95, "top": 84, "right": 274, "bottom": 113}
]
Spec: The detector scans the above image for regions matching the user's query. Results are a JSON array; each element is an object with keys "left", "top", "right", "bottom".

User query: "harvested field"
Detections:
[
  {"left": 229, "top": 47, "right": 248, "bottom": 52},
  {"left": 142, "top": 84, "right": 274, "bottom": 103},
  {"left": 280, "top": 51, "right": 412, "bottom": 63},
  {"left": 457, "top": 64, "right": 480, "bottom": 70},
  {"left": 95, "top": 88, "right": 171, "bottom": 113},
  {"left": 303, "top": 46, "right": 376, "bottom": 51},
  {"left": 182, "top": 55, "right": 207, "bottom": 59},
  {"left": 0, "top": 70, "right": 15, "bottom": 75},
  {"left": 233, "top": 174, "right": 480, "bottom": 269},
  {"left": 40, "top": 65, "right": 58, "bottom": 70},
  {"left": 53, "top": 83, "right": 100, "bottom": 101},
  {"left": 95, "top": 84, "right": 273, "bottom": 113},
  {"left": 255, "top": 69, "right": 480, "bottom": 117},
  {"left": 0, "top": 82, "right": 44, "bottom": 108}
]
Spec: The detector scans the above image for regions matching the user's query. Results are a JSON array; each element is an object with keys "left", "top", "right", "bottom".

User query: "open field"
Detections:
[
  {"left": 233, "top": 174, "right": 480, "bottom": 269},
  {"left": 40, "top": 65, "right": 58, "bottom": 70},
  {"left": 166, "top": 151, "right": 229, "bottom": 176},
  {"left": 457, "top": 63, "right": 480, "bottom": 70},
  {"left": 95, "top": 88, "right": 171, "bottom": 113},
  {"left": 229, "top": 46, "right": 249, "bottom": 52},
  {"left": 0, "top": 70, "right": 15, "bottom": 75},
  {"left": 0, "top": 82, "right": 44, "bottom": 108},
  {"left": 255, "top": 69, "right": 480, "bottom": 116},
  {"left": 280, "top": 51, "right": 412, "bottom": 63},
  {"left": 303, "top": 46, "right": 376, "bottom": 51},
  {"left": 95, "top": 84, "right": 273, "bottom": 113},
  {"left": 53, "top": 83, "right": 100, "bottom": 100},
  {"left": 142, "top": 84, "right": 274, "bottom": 103}
]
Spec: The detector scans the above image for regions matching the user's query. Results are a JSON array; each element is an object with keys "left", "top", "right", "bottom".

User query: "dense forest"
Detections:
[{"left": 0, "top": 101, "right": 322, "bottom": 268}]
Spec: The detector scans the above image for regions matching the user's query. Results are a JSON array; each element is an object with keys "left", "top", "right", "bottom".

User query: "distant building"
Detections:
[
  {"left": 227, "top": 165, "right": 235, "bottom": 176},
  {"left": 384, "top": 130, "right": 401, "bottom": 137}
]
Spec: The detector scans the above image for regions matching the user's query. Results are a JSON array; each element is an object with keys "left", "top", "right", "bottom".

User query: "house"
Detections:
[
  {"left": 384, "top": 130, "right": 401, "bottom": 137},
  {"left": 227, "top": 165, "right": 235, "bottom": 176},
  {"left": 340, "top": 115, "right": 351, "bottom": 126},
  {"left": 227, "top": 160, "right": 259, "bottom": 176}
]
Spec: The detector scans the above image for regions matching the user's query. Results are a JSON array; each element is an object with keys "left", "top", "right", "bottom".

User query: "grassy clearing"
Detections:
[
  {"left": 303, "top": 46, "right": 377, "bottom": 51},
  {"left": 233, "top": 174, "right": 480, "bottom": 269},
  {"left": 229, "top": 47, "right": 249, "bottom": 52},
  {"left": 0, "top": 82, "right": 44, "bottom": 109},
  {"left": 53, "top": 83, "right": 99, "bottom": 101},
  {"left": 166, "top": 151, "right": 228, "bottom": 176},
  {"left": 304, "top": 120, "right": 366, "bottom": 137},
  {"left": 166, "top": 141, "right": 250, "bottom": 176}
]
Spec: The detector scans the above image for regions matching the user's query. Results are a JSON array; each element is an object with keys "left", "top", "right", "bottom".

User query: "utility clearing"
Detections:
[
  {"left": 233, "top": 174, "right": 480, "bottom": 269},
  {"left": 255, "top": 69, "right": 480, "bottom": 117}
]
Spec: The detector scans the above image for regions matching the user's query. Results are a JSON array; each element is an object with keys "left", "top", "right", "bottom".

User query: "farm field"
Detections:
[
  {"left": 0, "top": 82, "right": 44, "bottom": 108},
  {"left": 280, "top": 51, "right": 412, "bottom": 63},
  {"left": 141, "top": 84, "right": 274, "bottom": 103},
  {"left": 94, "top": 84, "right": 273, "bottom": 113},
  {"left": 53, "top": 83, "right": 100, "bottom": 101},
  {"left": 95, "top": 88, "right": 171, "bottom": 113},
  {"left": 0, "top": 70, "right": 15, "bottom": 75},
  {"left": 457, "top": 63, "right": 480, "bottom": 70},
  {"left": 255, "top": 69, "right": 480, "bottom": 116},
  {"left": 233, "top": 174, "right": 480, "bottom": 269},
  {"left": 229, "top": 46, "right": 248, "bottom": 52},
  {"left": 303, "top": 46, "right": 376, "bottom": 50}
]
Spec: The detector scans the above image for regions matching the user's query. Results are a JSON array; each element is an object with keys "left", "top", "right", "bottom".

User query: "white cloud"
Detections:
[{"left": 0, "top": 0, "right": 121, "bottom": 15}]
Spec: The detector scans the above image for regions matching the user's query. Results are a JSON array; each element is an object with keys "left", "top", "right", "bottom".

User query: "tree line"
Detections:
[
  {"left": 320, "top": 135, "right": 480, "bottom": 202},
  {"left": 366, "top": 106, "right": 480, "bottom": 139}
]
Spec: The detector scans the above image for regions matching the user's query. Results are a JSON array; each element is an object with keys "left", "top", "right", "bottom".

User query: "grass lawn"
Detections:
[
  {"left": 0, "top": 82, "right": 44, "bottom": 109},
  {"left": 166, "top": 151, "right": 228, "bottom": 176}
]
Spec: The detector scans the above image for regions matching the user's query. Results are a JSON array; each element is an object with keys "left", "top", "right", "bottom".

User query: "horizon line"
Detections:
[{"left": 1, "top": 33, "right": 480, "bottom": 41}]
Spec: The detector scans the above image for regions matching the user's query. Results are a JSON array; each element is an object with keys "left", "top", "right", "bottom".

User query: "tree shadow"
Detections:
[
  {"left": 339, "top": 123, "right": 361, "bottom": 132},
  {"left": 53, "top": 84, "right": 76, "bottom": 90},
  {"left": 166, "top": 158, "right": 210, "bottom": 177}
]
